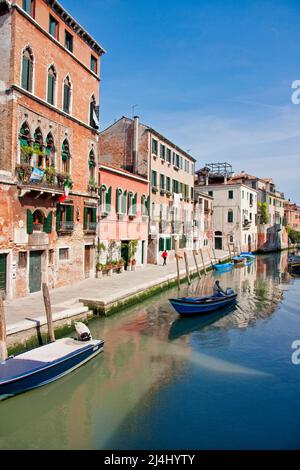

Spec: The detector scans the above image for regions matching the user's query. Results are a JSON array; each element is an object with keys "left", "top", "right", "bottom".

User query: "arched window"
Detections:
[
  {"left": 228, "top": 209, "right": 234, "bottom": 223},
  {"left": 32, "top": 209, "right": 44, "bottom": 231},
  {"left": 33, "top": 127, "right": 44, "bottom": 167},
  {"left": 21, "top": 47, "right": 34, "bottom": 92},
  {"left": 19, "top": 122, "right": 31, "bottom": 163},
  {"left": 45, "top": 133, "right": 55, "bottom": 167},
  {"left": 61, "top": 139, "right": 70, "bottom": 173},
  {"left": 63, "top": 76, "right": 71, "bottom": 114},
  {"left": 88, "top": 149, "right": 96, "bottom": 181},
  {"left": 47, "top": 65, "right": 56, "bottom": 105},
  {"left": 89, "top": 95, "right": 99, "bottom": 129}
]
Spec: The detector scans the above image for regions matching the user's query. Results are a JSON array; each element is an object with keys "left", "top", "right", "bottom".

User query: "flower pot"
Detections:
[
  {"left": 96, "top": 270, "right": 102, "bottom": 279},
  {"left": 119, "top": 266, "right": 124, "bottom": 273},
  {"left": 107, "top": 268, "right": 113, "bottom": 277}
]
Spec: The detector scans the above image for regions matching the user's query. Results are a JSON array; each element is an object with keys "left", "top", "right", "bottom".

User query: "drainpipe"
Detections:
[{"left": 133, "top": 116, "right": 139, "bottom": 174}]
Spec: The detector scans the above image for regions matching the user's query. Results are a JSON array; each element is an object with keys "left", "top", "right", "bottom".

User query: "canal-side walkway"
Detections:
[{"left": 4, "top": 249, "right": 229, "bottom": 345}]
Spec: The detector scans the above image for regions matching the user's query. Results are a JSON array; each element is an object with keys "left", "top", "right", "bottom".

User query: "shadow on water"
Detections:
[{"left": 168, "top": 304, "right": 238, "bottom": 341}]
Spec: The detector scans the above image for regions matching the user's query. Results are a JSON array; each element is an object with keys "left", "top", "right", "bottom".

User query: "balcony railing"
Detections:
[
  {"left": 84, "top": 222, "right": 97, "bottom": 233},
  {"left": 16, "top": 165, "right": 71, "bottom": 193},
  {"left": 57, "top": 221, "right": 74, "bottom": 233}
]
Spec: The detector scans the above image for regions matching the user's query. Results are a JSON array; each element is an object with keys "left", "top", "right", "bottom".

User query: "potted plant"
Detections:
[
  {"left": 131, "top": 258, "right": 137, "bottom": 271},
  {"left": 127, "top": 259, "right": 132, "bottom": 271},
  {"left": 118, "top": 258, "right": 125, "bottom": 273},
  {"left": 106, "top": 262, "right": 113, "bottom": 276},
  {"left": 96, "top": 262, "right": 103, "bottom": 279}
]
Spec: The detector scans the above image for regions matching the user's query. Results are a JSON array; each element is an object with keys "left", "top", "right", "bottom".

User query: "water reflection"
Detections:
[{"left": 0, "top": 251, "right": 298, "bottom": 450}]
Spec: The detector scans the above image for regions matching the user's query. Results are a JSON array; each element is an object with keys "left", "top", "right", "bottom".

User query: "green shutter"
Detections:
[
  {"left": 105, "top": 187, "right": 112, "bottom": 212},
  {"left": 56, "top": 205, "right": 62, "bottom": 232},
  {"left": 166, "top": 238, "right": 171, "bottom": 250},
  {"left": 91, "top": 208, "right": 97, "bottom": 223},
  {"left": 27, "top": 209, "right": 33, "bottom": 235},
  {"left": 159, "top": 238, "right": 164, "bottom": 251},
  {"left": 43, "top": 211, "right": 53, "bottom": 234},
  {"left": 84, "top": 207, "right": 88, "bottom": 229},
  {"left": 116, "top": 189, "right": 120, "bottom": 213},
  {"left": 66, "top": 205, "right": 74, "bottom": 222},
  {"left": 133, "top": 193, "right": 137, "bottom": 215},
  {"left": 22, "top": 57, "right": 29, "bottom": 91},
  {"left": 122, "top": 190, "right": 127, "bottom": 214},
  {"left": 47, "top": 75, "right": 54, "bottom": 104}
]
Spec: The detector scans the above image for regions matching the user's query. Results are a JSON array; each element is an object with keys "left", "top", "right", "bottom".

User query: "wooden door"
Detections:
[
  {"left": 85, "top": 246, "right": 91, "bottom": 278},
  {"left": 29, "top": 251, "right": 42, "bottom": 293}
]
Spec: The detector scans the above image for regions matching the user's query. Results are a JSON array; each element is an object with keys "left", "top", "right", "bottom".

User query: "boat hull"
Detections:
[
  {"left": 213, "top": 262, "right": 234, "bottom": 271},
  {"left": 169, "top": 294, "right": 237, "bottom": 316},
  {"left": 0, "top": 339, "right": 104, "bottom": 400}
]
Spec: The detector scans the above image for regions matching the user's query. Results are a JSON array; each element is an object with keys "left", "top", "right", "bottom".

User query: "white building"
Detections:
[{"left": 200, "top": 183, "right": 258, "bottom": 253}]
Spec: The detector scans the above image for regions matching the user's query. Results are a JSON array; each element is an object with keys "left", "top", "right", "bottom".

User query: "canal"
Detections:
[{"left": 0, "top": 252, "right": 300, "bottom": 450}]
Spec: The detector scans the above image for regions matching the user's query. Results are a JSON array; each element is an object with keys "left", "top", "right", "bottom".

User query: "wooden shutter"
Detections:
[
  {"left": 26, "top": 209, "right": 33, "bottom": 234},
  {"left": 83, "top": 207, "right": 88, "bottom": 229},
  {"left": 133, "top": 193, "right": 137, "bottom": 215},
  {"left": 43, "top": 211, "right": 53, "bottom": 234},
  {"left": 22, "top": 57, "right": 29, "bottom": 90},
  {"left": 56, "top": 205, "right": 62, "bottom": 232},
  {"left": 47, "top": 75, "right": 54, "bottom": 104},
  {"left": 166, "top": 238, "right": 171, "bottom": 250},
  {"left": 91, "top": 208, "right": 97, "bottom": 223},
  {"left": 122, "top": 190, "right": 127, "bottom": 214},
  {"left": 106, "top": 186, "right": 112, "bottom": 212},
  {"left": 159, "top": 238, "right": 164, "bottom": 251},
  {"left": 66, "top": 205, "right": 74, "bottom": 222},
  {"left": 63, "top": 84, "right": 70, "bottom": 113},
  {"left": 116, "top": 189, "right": 120, "bottom": 213}
]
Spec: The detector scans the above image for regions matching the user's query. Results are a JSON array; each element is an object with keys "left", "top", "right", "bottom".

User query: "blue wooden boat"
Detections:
[
  {"left": 0, "top": 337, "right": 104, "bottom": 400},
  {"left": 169, "top": 289, "right": 237, "bottom": 316},
  {"left": 213, "top": 262, "right": 234, "bottom": 271},
  {"left": 240, "top": 252, "right": 256, "bottom": 260}
]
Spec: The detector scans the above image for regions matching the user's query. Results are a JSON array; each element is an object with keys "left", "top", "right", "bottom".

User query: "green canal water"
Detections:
[{"left": 0, "top": 252, "right": 300, "bottom": 450}]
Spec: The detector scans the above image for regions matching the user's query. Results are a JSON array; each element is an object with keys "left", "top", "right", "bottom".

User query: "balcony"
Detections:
[
  {"left": 152, "top": 185, "right": 159, "bottom": 194},
  {"left": 84, "top": 222, "right": 97, "bottom": 234},
  {"left": 57, "top": 221, "right": 74, "bottom": 234},
  {"left": 16, "top": 165, "right": 69, "bottom": 198},
  {"left": 243, "top": 219, "right": 251, "bottom": 230}
]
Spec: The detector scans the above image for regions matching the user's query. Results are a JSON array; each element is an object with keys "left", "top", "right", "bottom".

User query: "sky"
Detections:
[{"left": 63, "top": 0, "right": 300, "bottom": 202}]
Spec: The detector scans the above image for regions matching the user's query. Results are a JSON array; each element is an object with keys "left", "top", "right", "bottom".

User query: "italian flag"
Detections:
[{"left": 58, "top": 178, "right": 71, "bottom": 204}]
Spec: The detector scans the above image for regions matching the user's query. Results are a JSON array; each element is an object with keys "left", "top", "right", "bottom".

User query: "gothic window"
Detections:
[
  {"left": 61, "top": 139, "right": 70, "bottom": 173},
  {"left": 47, "top": 66, "right": 56, "bottom": 105},
  {"left": 63, "top": 77, "right": 71, "bottom": 114},
  {"left": 21, "top": 47, "right": 34, "bottom": 92}
]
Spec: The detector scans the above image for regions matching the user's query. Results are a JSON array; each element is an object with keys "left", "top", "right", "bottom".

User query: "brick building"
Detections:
[
  {"left": 99, "top": 116, "right": 196, "bottom": 264},
  {"left": 0, "top": 0, "right": 105, "bottom": 298},
  {"left": 98, "top": 163, "right": 149, "bottom": 269}
]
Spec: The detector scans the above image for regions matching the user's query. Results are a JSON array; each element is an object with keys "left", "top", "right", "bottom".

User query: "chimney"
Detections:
[{"left": 133, "top": 116, "right": 139, "bottom": 174}]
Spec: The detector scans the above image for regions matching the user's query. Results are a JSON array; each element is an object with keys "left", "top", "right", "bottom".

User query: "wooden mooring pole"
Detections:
[
  {"left": 184, "top": 251, "right": 191, "bottom": 285},
  {"left": 192, "top": 250, "right": 201, "bottom": 279},
  {"left": 42, "top": 283, "right": 55, "bottom": 343},
  {"left": 200, "top": 249, "right": 207, "bottom": 275},
  {"left": 0, "top": 295, "right": 8, "bottom": 361},
  {"left": 175, "top": 254, "right": 181, "bottom": 291}
]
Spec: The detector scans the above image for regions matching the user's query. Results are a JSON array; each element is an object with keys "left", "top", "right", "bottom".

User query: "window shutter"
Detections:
[
  {"left": 122, "top": 190, "right": 127, "bottom": 214},
  {"left": 22, "top": 57, "right": 29, "bottom": 91},
  {"left": 166, "top": 238, "right": 171, "bottom": 250},
  {"left": 66, "top": 205, "right": 74, "bottom": 222},
  {"left": 91, "top": 208, "right": 97, "bottom": 223},
  {"left": 47, "top": 75, "right": 54, "bottom": 104},
  {"left": 159, "top": 238, "right": 164, "bottom": 251},
  {"left": 116, "top": 189, "right": 120, "bottom": 213},
  {"left": 43, "top": 211, "right": 53, "bottom": 234},
  {"left": 26, "top": 209, "right": 33, "bottom": 234},
  {"left": 56, "top": 205, "right": 61, "bottom": 232},
  {"left": 63, "top": 84, "right": 70, "bottom": 113},
  {"left": 106, "top": 186, "right": 112, "bottom": 212},
  {"left": 84, "top": 207, "right": 88, "bottom": 230},
  {"left": 146, "top": 196, "right": 150, "bottom": 215},
  {"left": 133, "top": 193, "right": 137, "bottom": 215}
]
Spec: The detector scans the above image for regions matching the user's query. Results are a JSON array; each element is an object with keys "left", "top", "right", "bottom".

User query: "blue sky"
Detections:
[{"left": 64, "top": 0, "right": 300, "bottom": 201}]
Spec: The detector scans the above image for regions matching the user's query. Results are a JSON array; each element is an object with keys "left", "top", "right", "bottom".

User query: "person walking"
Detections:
[{"left": 162, "top": 250, "right": 168, "bottom": 266}]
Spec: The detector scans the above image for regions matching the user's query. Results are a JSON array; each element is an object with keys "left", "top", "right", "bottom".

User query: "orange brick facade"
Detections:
[{"left": 0, "top": 0, "right": 104, "bottom": 298}]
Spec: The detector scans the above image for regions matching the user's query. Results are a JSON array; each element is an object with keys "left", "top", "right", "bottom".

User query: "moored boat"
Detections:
[
  {"left": 232, "top": 256, "right": 246, "bottom": 265},
  {"left": 0, "top": 324, "right": 104, "bottom": 400},
  {"left": 169, "top": 289, "right": 237, "bottom": 316},
  {"left": 213, "top": 262, "right": 234, "bottom": 271},
  {"left": 240, "top": 252, "right": 256, "bottom": 260}
]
